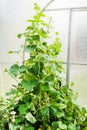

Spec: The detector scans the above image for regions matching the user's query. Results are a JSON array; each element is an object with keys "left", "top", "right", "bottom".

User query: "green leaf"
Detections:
[
  {"left": 55, "top": 31, "right": 59, "bottom": 35},
  {"left": 25, "top": 37, "right": 33, "bottom": 44},
  {"left": 50, "top": 105, "right": 65, "bottom": 118},
  {"left": 29, "top": 62, "right": 38, "bottom": 75},
  {"left": 41, "top": 83, "right": 50, "bottom": 91},
  {"left": 29, "top": 102, "right": 36, "bottom": 111},
  {"left": 25, "top": 37, "right": 32, "bottom": 41},
  {"left": 24, "top": 45, "right": 36, "bottom": 53},
  {"left": 8, "top": 50, "right": 14, "bottom": 54},
  {"left": 18, "top": 104, "right": 27, "bottom": 115},
  {"left": 15, "top": 117, "right": 22, "bottom": 124},
  {"left": 21, "top": 80, "right": 30, "bottom": 90},
  {"left": 30, "top": 79, "right": 38, "bottom": 88},
  {"left": 40, "top": 106, "right": 49, "bottom": 120},
  {"left": 25, "top": 112, "right": 36, "bottom": 124},
  {"left": 9, "top": 123, "right": 16, "bottom": 130},
  {"left": 57, "top": 103, "right": 67, "bottom": 109},
  {"left": 37, "top": 12, "right": 45, "bottom": 18},
  {"left": 58, "top": 121, "right": 67, "bottom": 129},
  {"left": 42, "top": 42, "right": 47, "bottom": 46},
  {"left": 31, "top": 35, "right": 40, "bottom": 41},
  {"left": 40, "top": 54, "right": 49, "bottom": 61},
  {"left": 52, "top": 121, "right": 59, "bottom": 129},
  {"left": 49, "top": 39, "right": 62, "bottom": 55},
  {"left": 66, "top": 116, "right": 73, "bottom": 121},
  {"left": 8, "top": 50, "right": 20, "bottom": 54},
  {"left": 45, "top": 74, "right": 54, "bottom": 82},
  {"left": 81, "top": 107, "right": 87, "bottom": 114},
  {"left": 21, "top": 79, "right": 38, "bottom": 90},
  {"left": 56, "top": 111, "right": 65, "bottom": 118},
  {"left": 68, "top": 124, "right": 76, "bottom": 130},
  {"left": 38, "top": 28, "right": 48, "bottom": 38},
  {"left": 20, "top": 65, "right": 26, "bottom": 72},
  {"left": 50, "top": 105, "right": 57, "bottom": 113},
  {"left": 26, "top": 26, "right": 34, "bottom": 31},
  {"left": 34, "top": 3, "right": 40, "bottom": 11},
  {"left": 83, "top": 127, "right": 87, "bottom": 130},
  {"left": 17, "top": 33, "right": 22, "bottom": 38},
  {"left": 49, "top": 87, "right": 59, "bottom": 97},
  {"left": 6, "top": 88, "right": 18, "bottom": 96},
  {"left": 9, "top": 64, "right": 19, "bottom": 76}
]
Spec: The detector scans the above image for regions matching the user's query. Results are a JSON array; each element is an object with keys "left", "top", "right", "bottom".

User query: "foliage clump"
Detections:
[{"left": 0, "top": 3, "right": 87, "bottom": 130}]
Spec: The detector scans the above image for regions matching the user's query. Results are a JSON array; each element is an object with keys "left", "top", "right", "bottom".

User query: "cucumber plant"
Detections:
[{"left": 0, "top": 3, "right": 87, "bottom": 130}]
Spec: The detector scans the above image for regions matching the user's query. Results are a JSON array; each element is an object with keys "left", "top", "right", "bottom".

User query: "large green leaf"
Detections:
[
  {"left": 21, "top": 80, "right": 30, "bottom": 90},
  {"left": 29, "top": 62, "right": 38, "bottom": 75},
  {"left": 58, "top": 121, "right": 67, "bottom": 130},
  {"left": 49, "top": 87, "right": 59, "bottom": 97},
  {"left": 20, "top": 65, "right": 26, "bottom": 72},
  {"left": 9, "top": 64, "right": 19, "bottom": 76},
  {"left": 50, "top": 105, "right": 64, "bottom": 118},
  {"left": 68, "top": 124, "right": 76, "bottom": 130},
  {"left": 40, "top": 106, "right": 49, "bottom": 120},
  {"left": 15, "top": 117, "right": 22, "bottom": 124},
  {"left": 51, "top": 121, "right": 59, "bottom": 129},
  {"left": 21, "top": 79, "right": 38, "bottom": 90},
  {"left": 30, "top": 79, "right": 38, "bottom": 88},
  {"left": 24, "top": 45, "right": 36, "bottom": 53},
  {"left": 25, "top": 112, "right": 36, "bottom": 124},
  {"left": 56, "top": 111, "right": 65, "bottom": 118},
  {"left": 18, "top": 104, "right": 28, "bottom": 115},
  {"left": 18, "top": 106, "right": 26, "bottom": 115},
  {"left": 65, "top": 116, "right": 73, "bottom": 121}
]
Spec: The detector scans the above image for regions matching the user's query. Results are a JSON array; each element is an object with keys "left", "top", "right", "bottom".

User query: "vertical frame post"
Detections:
[{"left": 66, "top": 9, "right": 72, "bottom": 86}]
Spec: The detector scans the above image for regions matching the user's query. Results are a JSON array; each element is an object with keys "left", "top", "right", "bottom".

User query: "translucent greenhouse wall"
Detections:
[
  {"left": 0, "top": 0, "right": 87, "bottom": 107},
  {"left": 46, "top": 0, "right": 87, "bottom": 107}
]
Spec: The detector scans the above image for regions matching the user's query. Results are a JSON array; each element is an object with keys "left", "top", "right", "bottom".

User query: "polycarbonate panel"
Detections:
[
  {"left": 0, "top": 64, "right": 4, "bottom": 97},
  {"left": 70, "top": 65, "right": 87, "bottom": 108},
  {"left": 47, "top": 0, "right": 87, "bottom": 9},
  {"left": 61, "top": 64, "right": 67, "bottom": 84},
  {"left": 0, "top": 0, "right": 51, "bottom": 63},
  {"left": 0, "top": 64, "right": 16, "bottom": 96},
  {"left": 70, "top": 11, "right": 87, "bottom": 63},
  {"left": 45, "top": 10, "right": 69, "bottom": 61},
  {"left": 0, "top": 65, "right": 4, "bottom": 92}
]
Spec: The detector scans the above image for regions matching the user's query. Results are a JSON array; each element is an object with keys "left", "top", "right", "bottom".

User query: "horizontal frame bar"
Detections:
[{"left": 45, "top": 7, "right": 87, "bottom": 12}]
